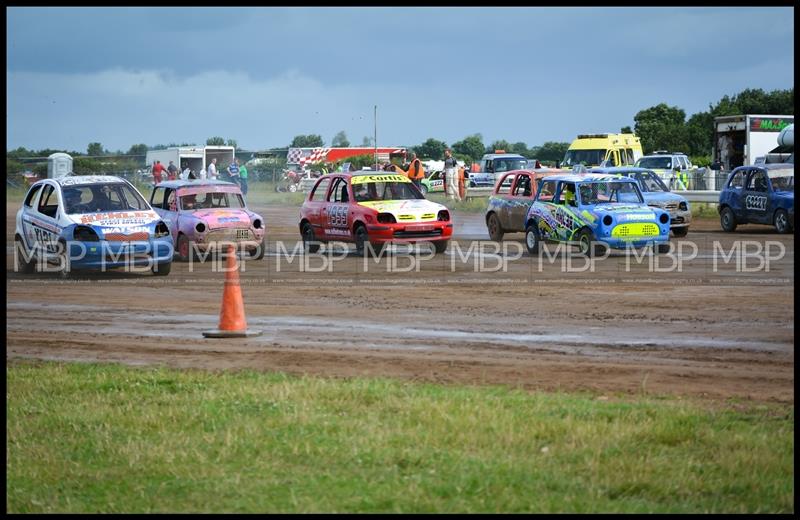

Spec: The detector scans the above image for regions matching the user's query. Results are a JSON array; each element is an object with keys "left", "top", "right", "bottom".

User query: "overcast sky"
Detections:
[{"left": 6, "top": 6, "right": 795, "bottom": 153}]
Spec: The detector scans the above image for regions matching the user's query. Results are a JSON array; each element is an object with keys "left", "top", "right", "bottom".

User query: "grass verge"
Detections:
[{"left": 7, "top": 361, "right": 793, "bottom": 513}]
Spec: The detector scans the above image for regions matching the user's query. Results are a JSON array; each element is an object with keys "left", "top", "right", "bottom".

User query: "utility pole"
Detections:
[{"left": 374, "top": 105, "right": 378, "bottom": 170}]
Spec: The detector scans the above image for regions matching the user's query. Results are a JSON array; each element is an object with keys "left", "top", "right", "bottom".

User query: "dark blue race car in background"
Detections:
[{"left": 718, "top": 164, "right": 794, "bottom": 234}]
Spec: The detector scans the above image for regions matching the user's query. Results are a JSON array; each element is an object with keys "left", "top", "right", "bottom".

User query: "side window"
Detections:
[
  {"left": 310, "top": 177, "right": 332, "bottom": 202},
  {"left": 485, "top": 160, "right": 494, "bottom": 173},
  {"left": 151, "top": 187, "right": 166, "bottom": 208},
  {"left": 24, "top": 184, "right": 43, "bottom": 208},
  {"left": 512, "top": 175, "right": 532, "bottom": 197},
  {"left": 606, "top": 151, "right": 617, "bottom": 166},
  {"left": 164, "top": 188, "right": 176, "bottom": 211},
  {"left": 556, "top": 182, "right": 577, "bottom": 205},
  {"left": 728, "top": 170, "right": 746, "bottom": 189},
  {"left": 329, "top": 178, "right": 350, "bottom": 203},
  {"left": 37, "top": 184, "right": 59, "bottom": 218},
  {"left": 678, "top": 157, "right": 688, "bottom": 169},
  {"left": 537, "top": 180, "right": 557, "bottom": 202},
  {"left": 625, "top": 149, "right": 635, "bottom": 165},
  {"left": 746, "top": 170, "right": 768, "bottom": 192},
  {"left": 496, "top": 174, "right": 515, "bottom": 195}
]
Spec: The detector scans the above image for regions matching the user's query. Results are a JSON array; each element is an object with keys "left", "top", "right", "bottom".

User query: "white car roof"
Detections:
[{"left": 53, "top": 175, "right": 127, "bottom": 186}]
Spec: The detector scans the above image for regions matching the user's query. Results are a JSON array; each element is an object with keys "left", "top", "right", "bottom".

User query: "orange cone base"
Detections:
[{"left": 202, "top": 329, "right": 262, "bottom": 338}]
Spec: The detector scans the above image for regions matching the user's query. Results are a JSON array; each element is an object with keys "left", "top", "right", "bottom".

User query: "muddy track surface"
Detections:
[{"left": 6, "top": 204, "right": 795, "bottom": 403}]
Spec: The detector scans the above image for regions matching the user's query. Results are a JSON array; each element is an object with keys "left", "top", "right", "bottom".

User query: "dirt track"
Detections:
[{"left": 6, "top": 203, "right": 795, "bottom": 403}]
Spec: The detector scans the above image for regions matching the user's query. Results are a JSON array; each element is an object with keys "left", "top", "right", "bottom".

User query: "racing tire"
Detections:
[
  {"left": 524, "top": 223, "right": 540, "bottom": 255},
  {"left": 152, "top": 261, "right": 172, "bottom": 276},
  {"left": 56, "top": 241, "right": 72, "bottom": 279},
  {"left": 433, "top": 240, "right": 448, "bottom": 254},
  {"left": 420, "top": 184, "right": 429, "bottom": 196},
  {"left": 249, "top": 238, "right": 266, "bottom": 260},
  {"left": 655, "top": 242, "right": 671, "bottom": 254},
  {"left": 576, "top": 229, "right": 605, "bottom": 258},
  {"left": 487, "top": 213, "right": 504, "bottom": 242},
  {"left": 774, "top": 209, "right": 791, "bottom": 234},
  {"left": 354, "top": 225, "right": 370, "bottom": 256},
  {"left": 720, "top": 207, "right": 737, "bottom": 232},
  {"left": 14, "top": 236, "right": 36, "bottom": 274},
  {"left": 301, "top": 223, "right": 320, "bottom": 254},
  {"left": 672, "top": 227, "right": 689, "bottom": 238},
  {"left": 288, "top": 184, "right": 298, "bottom": 193}
]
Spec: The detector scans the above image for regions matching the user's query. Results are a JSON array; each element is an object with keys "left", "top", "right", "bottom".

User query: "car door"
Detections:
[
  {"left": 305, "top": 176, "right": 333, "bottom": 236},
  {"left": 19, "top": 183, "right": 45, "bottom": 251},
  {"left": 743, "top": 168, "right": 771, "bottom": 224},
  {"left": 323, "top": 177, "right": 352, "bottom": 240},
  {"left": 492, "top": 172, "right": 517, "bottom": 229},
  {"left": 552, "top": 181, "right": 579, "bottom": 241},
  {"left": 150, "top": 186, "right": 179, "bottom": 239},
  {"left": 723, "top": 168, "right": 748, "bottom": 221},
  {"left": 506, "top": 172, "right": 534, "bottom": 231},
  {"left": 30, "top": 182, "right": 63, "bottom": 257}
]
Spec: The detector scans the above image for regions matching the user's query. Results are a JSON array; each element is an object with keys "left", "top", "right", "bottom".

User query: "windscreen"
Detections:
[
  {"left": 352, "top": 175, "right": 423, "bottom": 202},
  {"left": 62, "top": 183, "right": 149, "bottom": 214},
  {"left": 180, "top": 191, "right": 245, "bottom": 210},
  {"left": 636, "top": 157, "right": 673, "bottom": 169},
  {"left": 578, "top": 180, "right": 643, "bottom": 205},
  {"left": 562, "top": 149, "right": 606, "bottom": 167},
  {"left": 629, "top": 170, "right": 668, "bottom": 192},
  {"left": 493, "top": 158, "right": 527, "bottom": 172},
  {"left": 767, "top": 168, "right": 794, "bottom": 191}
]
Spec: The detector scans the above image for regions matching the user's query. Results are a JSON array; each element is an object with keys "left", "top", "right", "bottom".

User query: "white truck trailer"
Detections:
[
  {"left": 145, "top": 146, "right": 235, "bottom": 177},
  {"left": 712, "top": 115, "right": 793, "bottom": 170}
]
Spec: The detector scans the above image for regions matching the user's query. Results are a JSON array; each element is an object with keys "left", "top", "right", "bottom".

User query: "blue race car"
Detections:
[
  {"left": 718, "top": 164, "right": 794, "bottom": 234},
  {"left": 14, "top": 175, "right": 174, "bottom": 276},
  {"left": 590, "top": 167, "right": 691, "bottom": 237},
  {"left": 524, "top": 174, "right": 671, "bottom": 256}
]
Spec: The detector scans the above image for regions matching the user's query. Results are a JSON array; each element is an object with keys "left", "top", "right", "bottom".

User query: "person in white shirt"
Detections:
[
  {"left": 181, "top": 164, "right": 192, "bottom": 180},
  {"left": 207, "top": 158, "right": 218, "bottom": 180}
]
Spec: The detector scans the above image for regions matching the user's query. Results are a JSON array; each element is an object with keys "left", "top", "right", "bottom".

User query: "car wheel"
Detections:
[
  {"left": 420, "top": 184, "right": 429, "bottom": 196},
  {"left": 176, "top": 234, "right": 192, "bottom": 262},
  {"left": 57, "top": 240, "right": 72, "bottom": 279},
  {"left": 302, "top": 222, "right": 320, "bottom": 254},
  {"left": 672, "top": 227, "right": 689, "bottom": 238},
  {"left": 14, "top": 236, "right": 35, "bottom": 274},
  {"left": 354, "top": 225, "right": 369, "bottom": 256},
  {"left": 433, "top": 240, "right": 448, "bottom": 254},
  {"left": 524, "top": 223, "right": 540, "bottom": 255},
  {"left": 288, "top": 184, "right": 298, "bottom": 193},
  {"left": 774, "top": 209, "right": 791, "bottom": 234},
  {"left": 152, "top": 261, "right": 172, "bottom": 276},
  {"left": 655, "top": 242, "right": 671, "bottom": 254},
  {"left": 576, "top": 229, "right": 605, "bottom": 257},
  {"left": 720, "top": 207, "right": 737, "bottom": 232},
  {"left": 487, "top": 213, "right": 504, "bottom": 242},
  {"left": 250, "top": 238, "right": 266, "bottom": 260}
]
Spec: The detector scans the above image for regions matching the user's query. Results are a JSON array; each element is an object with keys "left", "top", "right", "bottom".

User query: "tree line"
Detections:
[{"left": 7, "top": 87, "right": 792, "bottom": 177}]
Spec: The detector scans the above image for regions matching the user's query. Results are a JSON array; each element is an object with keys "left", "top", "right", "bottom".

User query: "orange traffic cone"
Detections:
[{"left": 203, "top": 244, "right": 261, "bottom": 338}]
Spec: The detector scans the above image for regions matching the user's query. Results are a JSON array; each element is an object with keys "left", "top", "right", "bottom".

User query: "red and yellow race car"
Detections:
[{"left": 299, "top": 172, "right": 453, "bottom": 255}]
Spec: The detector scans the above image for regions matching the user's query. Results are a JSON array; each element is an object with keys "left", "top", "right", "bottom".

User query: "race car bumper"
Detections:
[
  {"left": 366, "top": 222, "right": 453, "bottom": 243},
  {"left": 63, "top": 237, "right": 174, "bottom": 270},
  {"left": 602, "top": 235, "right": 670, "bottom": 250},
  {"left": 668, "top": 208, "right": 692, "bottom": 229}
]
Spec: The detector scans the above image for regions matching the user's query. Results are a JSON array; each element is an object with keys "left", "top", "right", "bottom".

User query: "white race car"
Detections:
[{"left": 14, "top": 175, "right": 174, "bottom": 276}]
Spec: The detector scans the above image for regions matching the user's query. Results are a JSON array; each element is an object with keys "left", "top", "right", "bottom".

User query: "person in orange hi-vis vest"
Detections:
[{"left": 406, "top": 152, "right": 425, "bottom": 190}]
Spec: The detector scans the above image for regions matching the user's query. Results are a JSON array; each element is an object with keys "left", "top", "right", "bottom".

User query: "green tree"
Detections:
[
  {"left": 413, "top": 138, "right": 448, "bottom": 160},
  {"left": 509, "top": 142, "right": 530, "bottom": 157},
  {"left": 487, "top": 140, "right": 512, "bottom": 154},
  {"left": 290, "top": 135, "right": 324, "bottom": 148},
  {"left": 206, "top": 137, "right": 225, "bottom": 146},
  {"left": 332, "top": 131, "right": 350, "bottom": 148},
  {"left": 451, "top": 134, "right": 485, "bottom": 164},
  {"left": 534, "top": 142, "right": 571, "bottom": 163},
  {"left": 620, "top": 126, "right": 633, "bottom": 134},
  {"left": 127, "top": 143, "right": 148, "bottom": 156},
  {"left": 226, "top": 139, "right": 238, "bottom": 148},
  {"left": 360, "top": 136, "right": 374, "bottom": 147},
  {"left": 633, "top": 103, "right": 688, "bottom": 153},
  {"left": 87, "top": 142, "right": 104, "bottom": 156}
]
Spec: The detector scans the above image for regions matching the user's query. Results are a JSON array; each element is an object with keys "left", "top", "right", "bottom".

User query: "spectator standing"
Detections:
[
  {"left": 207, "top": 158, "right": 218, "bottom": 180},
  {"left": 227, "top": 158, "right": 240, "bottom": 186},
  {"left": 167, "top": 160, "right": 178, "bottom": 181},
  {"left": 181, "top": 163, "right": 192, "bottom": 180},
  {"left": 238, "top": 161, "right": 249, "bottom": 196},
  {"left": 152, "top": 160, "right": 165, "bottom": 185},
  {"left": 406, "top": 153, "right": 425, "bottom": 189},
  {"left": 443, "top": 149, "right": 461, "bottom": 202}
]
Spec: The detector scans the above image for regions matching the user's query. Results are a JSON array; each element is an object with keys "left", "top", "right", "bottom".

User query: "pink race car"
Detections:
[{"left": 149, "top": 180, "right": 266, "bottom": 260}]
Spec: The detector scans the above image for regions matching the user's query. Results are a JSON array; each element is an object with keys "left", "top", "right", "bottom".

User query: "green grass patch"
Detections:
[
  {"left": 426, "top": 193, "right": 488, "bottom": 213},
  {"left": 7, "top": 361, "right": 793, "bottom": 513}
]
